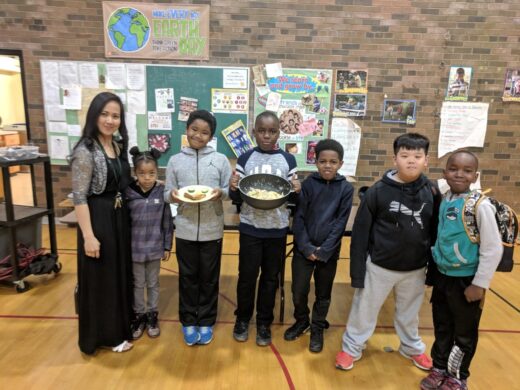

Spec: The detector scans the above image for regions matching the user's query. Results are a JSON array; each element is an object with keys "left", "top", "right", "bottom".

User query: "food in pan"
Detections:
[{"left": 246, "top": 188, "right": 283, "bottom": 200}]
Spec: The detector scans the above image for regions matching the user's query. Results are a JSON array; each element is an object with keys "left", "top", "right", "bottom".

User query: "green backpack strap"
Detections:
[{"left": 462, "top": 191, "right": 486, "bottom": 244}]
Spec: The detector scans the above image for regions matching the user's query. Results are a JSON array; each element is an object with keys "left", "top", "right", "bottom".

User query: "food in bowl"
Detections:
[{"left": 246, "top": 188, "right": 283, "bottom": 200}]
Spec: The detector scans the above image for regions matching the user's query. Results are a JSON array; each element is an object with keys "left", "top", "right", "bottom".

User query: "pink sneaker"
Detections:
[
  {"left": 420, "top": 368, "right": 448, "bottom": 390},
  {"left": 439, "top": 376, "right": 467, "bottom": 390},
  {"left": 335, "top": 351, "right": 361, "bottom": 371},
  {"left": 400, "top": 351, "right": 433, "bottom": 370}
]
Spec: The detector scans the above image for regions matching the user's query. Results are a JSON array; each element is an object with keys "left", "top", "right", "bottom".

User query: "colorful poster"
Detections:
[
  {"left": 103, "top": 2, "right": 210, "bottom": 60},
  {"left": 155, "top": 88, "right": 175, "bottom": 112},
  {"left": 382, "top": 99, "right": 417, "bottom": 125},
  {"left": 178, "top": 97, "right": 198, "bottom": 121},
  {"left": 211, "top": 89, "right": 248, "bottom": 113},
  {"left": 333, "top": 93, "right": 367, "bottom": 117},
  {"left": 502, "top": 68, "right": 520, "bottom": 102},
  {"left": 335, "top": 69, "right": 368, "bottom": 94},
  {"left": 253, "top": 68, "right": 333, "bottom": 171},
  {"left": 445, "top": 66, "right": 472, "bottom": 101},
  {"left": 221, "top": 120, "right": 255, "bottom": 157}
]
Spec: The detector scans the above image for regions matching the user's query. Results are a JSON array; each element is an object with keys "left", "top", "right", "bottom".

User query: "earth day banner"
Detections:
[{"left": 103, "top": 2, "right": 209, "bottom": 60}]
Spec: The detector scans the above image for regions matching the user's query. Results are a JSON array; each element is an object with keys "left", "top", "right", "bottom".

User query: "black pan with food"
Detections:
[{"left": 238, "top": 173, "right": 292, "bottom": 210}]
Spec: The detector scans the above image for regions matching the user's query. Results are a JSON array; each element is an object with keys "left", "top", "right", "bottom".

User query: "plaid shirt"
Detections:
[{"left": 126, "top": 182, "right": 174, "bottom": 262}]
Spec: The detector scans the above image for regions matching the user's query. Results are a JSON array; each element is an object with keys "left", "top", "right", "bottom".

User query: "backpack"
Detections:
[{"left": 462, "top": 190, "right": 518, "bottom": 272}]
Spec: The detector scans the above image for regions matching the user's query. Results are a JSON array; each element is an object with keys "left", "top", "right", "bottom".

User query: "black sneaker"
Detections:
[
  {"left": 309, "top": 326, "right": 323, "bottom": 353},
  {"left": 256, "top": 325, "right": 272, "bottom": 346},
  {"left": 146, "top": 311, "right": 160, "bottom": 338},
  {"left": 233, "top": 321, "right": 249, "bottom": 342},
  {"left": 131, "top": 313, "right": 147, "bottom": 340},
  {"left": 284, "top": 320, "right": 310, "bottom": 341}
]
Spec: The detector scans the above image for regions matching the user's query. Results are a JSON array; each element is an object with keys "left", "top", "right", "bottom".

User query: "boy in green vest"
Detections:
[{"left": 420, "top": 150, "right": 503, "bottom": 390}]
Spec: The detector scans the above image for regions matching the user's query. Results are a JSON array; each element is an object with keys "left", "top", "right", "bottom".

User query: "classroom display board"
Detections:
[
  {"left": 40, "top": 60, "right": 249, "bottom": 166},
  {"left": 146, "top": 65, "right": 249, "bottom": 167},
  {"left": 253, "top": 68, "right": 333, "bottom": 171}
]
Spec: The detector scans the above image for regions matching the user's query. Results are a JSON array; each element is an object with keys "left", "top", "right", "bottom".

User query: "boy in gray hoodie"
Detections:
[{"left": 164, "top": 110, "right": 232, "bottom": 346}]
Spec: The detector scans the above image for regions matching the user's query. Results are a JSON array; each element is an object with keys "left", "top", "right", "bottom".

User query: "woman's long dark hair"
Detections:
[{"left": 74, "top": 92, "right": 129, "bottom": 157}]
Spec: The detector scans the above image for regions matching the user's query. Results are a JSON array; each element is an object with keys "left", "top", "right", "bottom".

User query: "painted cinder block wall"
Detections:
[{"left": 1, "top": 0, "right": 519, "bottom": 214}]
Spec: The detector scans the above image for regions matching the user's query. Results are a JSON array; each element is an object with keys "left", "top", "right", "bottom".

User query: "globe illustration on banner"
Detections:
[{"left": 107, "top": 8, "right": 150, "bottom": 52}]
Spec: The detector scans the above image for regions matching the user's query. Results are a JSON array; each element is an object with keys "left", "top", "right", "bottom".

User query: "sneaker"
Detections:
[
  {"left": 233, "top": 321, "right": 249, "bottom": 342},
  {"left": 131, "top": 313, "right": 147, "bottom": 340},
  {"left": 182, "top": 326, "right": 200, "bottom": 346},
  {"left": 420, "top": 368, "right": 448, "bottom": 390},
  {"left": 198, "top": 326, "right": 214, "bottom": 345},
  {"left": 284, "top": 320, "right": 310, "bottom": 341},
  {"left": 256, "top": 325, "right": 272, "bottom": 346},
  {"left": 439, "top": 376, "right": 467, "bottom": 390},
  {"left": 309, "top": 326, "right": 323, "bottom": 353},
  {"left": 335, "top": 351, "right": 361, "bottom": 371},
  {"left": 146, "top": 311, "right": 160, "bottom": 338},
  {"left": 400, "top": 350, "right": 433, "bottom": 371}
]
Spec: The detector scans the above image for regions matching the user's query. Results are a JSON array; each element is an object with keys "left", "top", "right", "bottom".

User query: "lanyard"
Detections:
[{"left": 95, "top": 138, "right": 123, "bottom": 209}]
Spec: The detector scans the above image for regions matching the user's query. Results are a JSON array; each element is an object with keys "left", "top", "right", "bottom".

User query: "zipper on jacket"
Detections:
[{"left": 196, "top": 149, "right": 200, "bottom": 241}]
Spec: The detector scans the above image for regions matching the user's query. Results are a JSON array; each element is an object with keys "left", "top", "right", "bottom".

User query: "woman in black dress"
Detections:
[{"left": 70, "top": 92, "right": 133, "bottom": 354}]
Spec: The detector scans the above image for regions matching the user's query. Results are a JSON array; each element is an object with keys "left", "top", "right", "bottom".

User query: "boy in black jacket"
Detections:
[
  {"left": 336, "top": 133, "right": 441, "bottom": 371},
  {"left": 284, "top": 139, "right": 354, "bottom": 352}
]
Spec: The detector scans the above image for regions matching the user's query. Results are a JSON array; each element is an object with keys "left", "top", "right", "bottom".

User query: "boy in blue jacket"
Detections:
[{"left": 284, "top": 139, "right": 354, "bottom": 352}]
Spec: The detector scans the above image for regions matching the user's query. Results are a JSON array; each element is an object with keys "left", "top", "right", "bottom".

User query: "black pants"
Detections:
[
  {"left": 176, "top": 238, "right": 222, "bottom": 327},
  {"left": 291, "top": 247, "right": 339, "bottom": 329},
  {"left": 431, "top": 273, "right": 483, "bottom": 380},
  {"left": 235, "top": 233, "right": 287, "bottom": 326}
]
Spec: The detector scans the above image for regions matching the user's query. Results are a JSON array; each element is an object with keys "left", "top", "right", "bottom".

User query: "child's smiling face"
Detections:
[
  {"left": 444, "top": 152, "right": 478, "bottom": 194},
  {"left": 186, "top": 119, "right": 212, "bottom": 150}
]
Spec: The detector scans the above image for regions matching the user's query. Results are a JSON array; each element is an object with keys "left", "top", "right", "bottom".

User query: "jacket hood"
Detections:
[
  {"left": 126, "top": 181, "right": 161, "bottom": 201},
  {"left": 309, "top": 171, "right": 346, "bottom": 183},
  {"left": 381, "top": 169, "right": 429, "bottom": 195}
]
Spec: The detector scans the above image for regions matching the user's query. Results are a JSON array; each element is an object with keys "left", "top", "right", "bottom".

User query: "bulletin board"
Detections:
[
  {"left": 253, "top": 67, "right": 333, "bottom": 171},
  {"left": 146, "top": 65, "right": 249, "bottom": 167},
  {"left": 40, "top": 60, "right": 249, "bottom": 166}
]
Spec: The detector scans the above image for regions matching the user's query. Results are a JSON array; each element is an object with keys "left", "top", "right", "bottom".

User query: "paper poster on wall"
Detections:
[
  {"left": 333, "top": 93, "right": 367, "bottom": 117},
  {"left": 47, "top": 122, "right": 68, "bottom": 134},
  {"left": 105, "top": 63, "right": 126, "bottom": 89},
  {"left": 221, "top": 120, "right": 255, "bottom": 157},
  {"left": 79, "top": 63, "right": 100, "bottom": 88},
  {"left": 178, "top": 97, "right": 198, "bottom": 121},
  {"left": 67, "top": 124, "right": 82, "bottom": 137},
  {"left": 102, "top": 2, "right": 210, "bottom": 61},
  {"left": 330, "top": 118, "right": 361, "bottom": 177},
  {"left": 128, "top": 90, "right": 146, "bottom": 114},
  {"left": 438, "top": 102, "right": 489, "bottom": 157},
  {"left": 335, "top": 69, "right": 368, "bottom": 94},
  {"left": 265, "top": 63, "right": 283, "bottom": 78},
  {"left": 155, "top": 88, "right": 175, "bottom": 112},
  {"left": 62, "top": 86, "right": 82, "bottom": 110},
  {"left": 445, "top": 66, "right": 472, "bottom": 101},
  {"left": 46, "top": 105, "right": 66, "bottom": 122},
  {"left": 59, "top": 62, "right": 79, "bottom": 86},
  {"left": 382, "top": 99, "right": 417, "bottom": 125},
  {"left": 148, "top": 112, "right": 172, "bottom": 130},
  {"left": 254, "top": 67, "right": 333, "bottom": 171},
  {"left": 502, "top": 68, "right": 520, "bottom": 102},
  {"left": 211, "top": 89, "right": 248, "bottom": 113},
  {"left": 148, "top": 133, "right": 171, "bottom": 153},
  {"left": 252, "top": 64, "right": 267, "bottom": 86},
  {"left": 126, "top": 64, "right": 145, "bottom": 90},
  {"left": 223, "top": 68, "right": 248, "bottom": 89},
  {"left": 49, "top": 135, "right": 70, "bottom": 160}
]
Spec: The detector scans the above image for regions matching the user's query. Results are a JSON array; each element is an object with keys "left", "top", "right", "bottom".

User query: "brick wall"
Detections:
[{"left": 1, "top": 0, "right": 519, "bottom": 213}]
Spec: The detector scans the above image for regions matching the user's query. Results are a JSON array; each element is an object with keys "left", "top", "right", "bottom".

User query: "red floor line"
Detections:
[{"left": 160, "top": 265, "right": 294, "bottom": 390}]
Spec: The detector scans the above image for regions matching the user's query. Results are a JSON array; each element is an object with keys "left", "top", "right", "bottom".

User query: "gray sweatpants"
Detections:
[
  {"left": 133, "top": 260, "right": 161, "bottom": 314},
  {"left": 342, "top": 259, "right": 427, "bottom": 358}
]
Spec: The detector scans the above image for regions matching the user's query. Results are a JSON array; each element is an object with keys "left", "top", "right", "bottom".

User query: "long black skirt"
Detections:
[{"left": 77, "top": 192, "right": 133, "bottom": 354}]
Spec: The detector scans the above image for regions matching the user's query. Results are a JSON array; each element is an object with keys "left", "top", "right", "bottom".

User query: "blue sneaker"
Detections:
[
  {"left": 182, "top": 326, "right": 200, "bottom": 346},
  {"left": 198, "top": 326, "right": 214, "bottom": 345}
]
